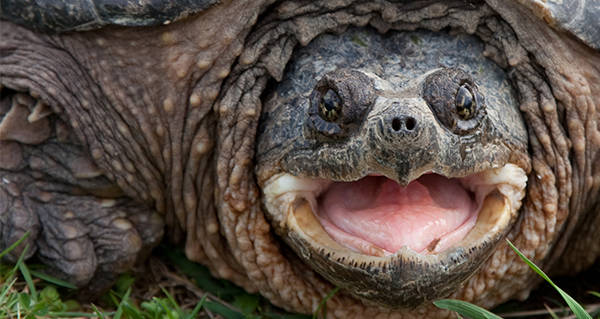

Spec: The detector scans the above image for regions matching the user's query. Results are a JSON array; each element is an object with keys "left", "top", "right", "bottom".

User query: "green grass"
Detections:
[
  {"left": 434, "top": 239, "right": 598, "bottom": 319},
  {"left": 0, "top": 234, "right": 86, "bottom": 318},
  {"left": 0, "top": 239, "right": 310, "bottom": 319},
  {"left": 1, "top": 236, "right": 598, "bottom": 319},
  {"left": 0, "top": 234, "right": 208, "bottom": 318}
]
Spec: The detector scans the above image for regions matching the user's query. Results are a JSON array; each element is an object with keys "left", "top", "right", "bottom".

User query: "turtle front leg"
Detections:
[{"left": 0, "top": 91, "right": 164, "bottom": 294}]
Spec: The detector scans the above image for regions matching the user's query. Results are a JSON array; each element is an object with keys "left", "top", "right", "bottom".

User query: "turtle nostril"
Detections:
[
  {"left": 392, "top": 117, "right": 402, "bottom": 131},
  {"left": 405, "top": 117, "right": 416, "bottom": 131},
  {"left": 391, "top": 117, "right": 416, "bottom": 132}
]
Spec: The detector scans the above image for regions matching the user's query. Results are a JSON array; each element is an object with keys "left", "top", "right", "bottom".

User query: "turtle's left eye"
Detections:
[
  {"left": 423, "top": 68, "right": 486, "bottom": 135},
  {"left": 319, "top": 89, "right": 342, "bottom": 122},
  {"left": 455, "top": 84, "right": 476, "bottom": 120}
]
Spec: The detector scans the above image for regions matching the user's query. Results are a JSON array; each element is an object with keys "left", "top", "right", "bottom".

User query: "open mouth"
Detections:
[
  {"left": 261, "top": 163, "right": 527, "bottom": 307},
  {"left": 263, "top": 163, "right": 526, "bottom": 259},
  {"left": 317, "top": 174, "right": 480, "bottom": 256}
]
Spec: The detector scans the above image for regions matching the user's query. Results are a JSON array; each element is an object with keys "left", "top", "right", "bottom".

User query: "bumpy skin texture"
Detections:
[
  {"left": 0, "top": 92, "right": 164, "bottom": 294},
  {"left": 0, "top": 0, "right": 599, "bottom": 318}
]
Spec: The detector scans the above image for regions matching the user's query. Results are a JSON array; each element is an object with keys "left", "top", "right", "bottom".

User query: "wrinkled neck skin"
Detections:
[{"left": 1, "top": 0, "right": 599, "bottom": 317}]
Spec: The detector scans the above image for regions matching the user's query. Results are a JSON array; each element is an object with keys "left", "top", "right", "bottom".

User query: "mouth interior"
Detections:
[
  {"left": 317, "top": 174, "right": 479, "bottom": 255},
  {"left": 262, "top": 163, "right": 527, "bottom": 258}
]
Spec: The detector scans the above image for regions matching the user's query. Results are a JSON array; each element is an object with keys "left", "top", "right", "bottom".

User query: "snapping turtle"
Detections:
[{"left": 0, "top": 0, "right": 599, "bottom": 317}]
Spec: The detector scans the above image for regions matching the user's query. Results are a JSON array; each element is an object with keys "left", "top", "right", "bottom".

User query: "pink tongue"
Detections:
[{"left": 317, "top": 175, "right": 477, "bottom": 254}]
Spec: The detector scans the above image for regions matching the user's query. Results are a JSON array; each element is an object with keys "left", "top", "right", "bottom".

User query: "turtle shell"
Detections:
[
  {"left": 1, "top": 0, "right": 597, "bottom": 50},
  {"left": 518, "top": 0, "right": 600, "bottom": 50},
  {"left": 0, "top": 0, "right": 600, "bottom": 50},
  {"left": 0, "top": 0, "right": 217, "bottom": 32}
]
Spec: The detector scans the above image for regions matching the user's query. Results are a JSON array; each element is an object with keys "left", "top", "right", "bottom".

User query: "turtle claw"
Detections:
[
  {"left": 0, "top": 90, "right": 164, "bottom": 293},
  {"left": 0, "top": 173, "right": 164, "bottom": 292},
  {"left": 28, "top": 190, "right": 143, "bottom": 288}
]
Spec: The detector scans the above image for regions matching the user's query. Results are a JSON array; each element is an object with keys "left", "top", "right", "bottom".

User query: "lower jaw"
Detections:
[{"left": 261, "top": 163, "right": 527, "bottom": 307}]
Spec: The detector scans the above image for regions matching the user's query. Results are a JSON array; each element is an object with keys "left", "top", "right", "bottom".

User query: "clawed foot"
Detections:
[{"left": 0, "top": 91, "right": 164, "bottom": 294}]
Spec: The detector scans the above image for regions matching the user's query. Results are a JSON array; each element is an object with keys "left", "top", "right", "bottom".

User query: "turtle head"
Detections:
[
  {"left": 285, "top": 67, "right": 497, "bottom": 186},
  {"left": 256, "top": 29, "right": 529, "bottom": 308}
]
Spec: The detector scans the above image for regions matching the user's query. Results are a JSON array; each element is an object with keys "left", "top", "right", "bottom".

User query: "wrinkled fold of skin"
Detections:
[
  {"left": 256, "top": 27, "right": 532, "bottom": 307},
  {"left": 0, "top": 0, "right": 599, "bottom": 318}
]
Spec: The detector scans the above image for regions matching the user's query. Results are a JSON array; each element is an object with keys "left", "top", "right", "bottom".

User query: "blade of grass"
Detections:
[
  {"left": 506, "top": 239, "right": 592, "bottom": 319},
  {"left": 0, "top": 232, "right": 29, "bottom": 260},
  {"left": 47, "top": 311, "right": 102, "bottom": 317},
  {"left": 108, "top": 289, "right": 121, "bottom": 308},
  {"left": 113, "top": 287, "right": 132, "bottom": 319},
  {"left": 91, "top": 303, "right": 107, "bottom": 319},
  {"left": 17, "top": 254, "right": 37, "bottom": 300},
  {"left": 588, "top": 291, "right": 600, "bottom": 299},
  {"left": 121, "top": 303, "right": 145, "bottom": 319},
  {"left": 29, "top": 270, "right": 76, "bottom": 289},
  {"left": 203, "top": 300, "right": 244, "bottom": 319},
  {"left": 0, "top": 277, "right": 18, "bottom": 302},
  {"left": 544, "top": 303, "right": 560, "bottom": 319},
  {"left": 313, "top": 287, "right": 339, "bottom": 319},
  {"left": 264, "top": 313, "right": 312, "bottom": 319},
  {"left": 161, "top": 287, "right": 183, "bottom": 314},
  {"left": 433, "top": 299, "right": 502, "bottom": 319},
  {"left": 186, "top": 294, "right": 207, "bottom": 319},
  {"left": 156, "top": 298, "right": 177, "bottom": 319},
  {"left": 3, "top": 262, "right": 20, "bottom": 283},
  {"left": 4, "top": 290, "right": 20, "bottom": 310}
]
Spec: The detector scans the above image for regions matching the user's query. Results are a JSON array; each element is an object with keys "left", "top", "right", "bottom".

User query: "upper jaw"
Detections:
[
  {"left": 277, "top": 69, "right": 512, "bottom": 187},
  {"left": 260, "top": 163, "right": 527, "bottom": 308}
]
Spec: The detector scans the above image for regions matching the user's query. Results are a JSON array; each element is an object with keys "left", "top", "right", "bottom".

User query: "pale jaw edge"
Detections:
[{"left": 262, "top": 163, "right": 527, "bottom": 257}]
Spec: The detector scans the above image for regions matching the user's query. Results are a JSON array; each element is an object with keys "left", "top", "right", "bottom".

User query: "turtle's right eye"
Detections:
[
  {"left": 306, "top": 69, "right": 375, "bottom": 139},
  {"left": 319, "top": 89, "right": 342, "bottom": 122},
  {"left": 307, "top": 86, "right": 343, "bottom": 137}
]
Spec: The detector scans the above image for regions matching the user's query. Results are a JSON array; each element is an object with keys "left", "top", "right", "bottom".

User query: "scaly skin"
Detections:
[{"left": 0, "top": 0, "right": 599, "bottom": 317}]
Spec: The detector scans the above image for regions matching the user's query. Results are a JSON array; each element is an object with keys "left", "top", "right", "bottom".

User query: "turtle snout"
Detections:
[
  {"left": 366, "top": 99, "right": 438, "bottom": 185},
  {"left": 374, "top": 100, "right": 428, "bottom": 141}
]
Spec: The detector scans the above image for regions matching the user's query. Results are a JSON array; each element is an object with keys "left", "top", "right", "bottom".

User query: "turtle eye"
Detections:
[
  {"left": 423, "top": 68, "right": 486, "bottom": 134},
  {"left": 306, "top": 69, "right": 375, "bottom": 139},
  {"left": 319, "top": 89, "right": 342, "bottom": 122},
  {"left": 455, "top": 84, "right": 476, "bottom": 120}
]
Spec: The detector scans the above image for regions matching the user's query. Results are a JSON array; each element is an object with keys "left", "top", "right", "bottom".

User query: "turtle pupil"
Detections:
[
  {"left": 456, "top": 85, "right": 475, "bottom": 120},
  {"left": 319, "top": 89, "right": 341, "bottom": 122}
]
